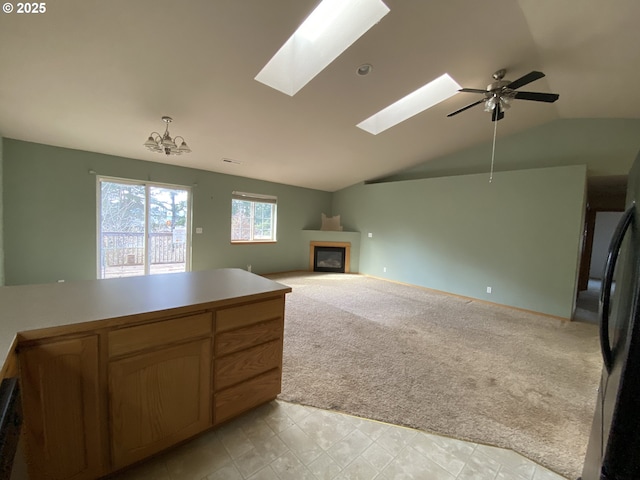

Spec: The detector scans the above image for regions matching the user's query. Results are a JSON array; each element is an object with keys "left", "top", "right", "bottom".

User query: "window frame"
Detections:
[
  {"left": 96, "top": 176, "right": 193, "bottom": 278},
  {"left": 230, "top": 191, "right": 278, "bottom": 244}
]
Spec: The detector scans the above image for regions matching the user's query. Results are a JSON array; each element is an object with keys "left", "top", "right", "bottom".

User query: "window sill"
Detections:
[{"left": 230, "top": 241, "right": 277, "bottom": 245}]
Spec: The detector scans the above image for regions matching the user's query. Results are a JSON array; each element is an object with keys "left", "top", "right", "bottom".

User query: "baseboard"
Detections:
[
  {"left": 361, "top": 274, "right": 571, "bottom": 322},
  {"left": 262, "top": 270, "right": 571, "bottom": 322}
]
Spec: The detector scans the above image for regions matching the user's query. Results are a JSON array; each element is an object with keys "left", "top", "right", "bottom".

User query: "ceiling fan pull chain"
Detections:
[{"left": 489, "top": 115, "right": 498, "bottom": 183}]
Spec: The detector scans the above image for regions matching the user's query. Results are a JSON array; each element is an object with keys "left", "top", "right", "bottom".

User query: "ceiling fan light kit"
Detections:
[
  {"left": 143, "top": 116, "right": 192, "bottom": 156},
  {"left": 447, "top": 69, "right": 559, "bottom": 122},
  {"left": 445, "top": 69, "right": 560, "bottom": 182}
]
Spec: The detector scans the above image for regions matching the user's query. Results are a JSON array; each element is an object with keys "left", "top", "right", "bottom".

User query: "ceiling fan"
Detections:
[{"left": 447, "top": 69, "right": 559, "bottom": 121}]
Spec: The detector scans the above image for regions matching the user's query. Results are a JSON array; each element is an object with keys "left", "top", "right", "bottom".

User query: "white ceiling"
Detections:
[{"left": 0, "top": 0, "right": 639, "bottom": 192}]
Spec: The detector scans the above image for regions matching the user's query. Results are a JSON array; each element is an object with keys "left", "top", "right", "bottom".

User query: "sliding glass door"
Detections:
[{"left": 98, "top": 178, "right": 191, "bottom": 279}]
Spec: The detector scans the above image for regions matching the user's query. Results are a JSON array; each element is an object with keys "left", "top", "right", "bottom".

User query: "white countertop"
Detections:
[{"left": 0, "top": 269, "right": 290, "bottom": 366}]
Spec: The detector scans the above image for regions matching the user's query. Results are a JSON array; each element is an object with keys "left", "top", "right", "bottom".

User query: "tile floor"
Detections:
[{"left": 112, "top": 400, "right": 567, "bottom": 480}]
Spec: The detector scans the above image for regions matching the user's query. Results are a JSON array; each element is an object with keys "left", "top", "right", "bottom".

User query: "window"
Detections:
[
  {"left": 98, "top": 177, "right": 191, "bottom": 279},
  {"left": 231, "top": 192, "right": 277, "bottom": 243}
]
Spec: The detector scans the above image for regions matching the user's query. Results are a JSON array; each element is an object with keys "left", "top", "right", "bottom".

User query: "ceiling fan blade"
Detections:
[
  {"left": 459, "top": 88, "right": 488, "bottom": 94},
  {"left": 513, "top": 91, "right": 559, "bottom": 102},
  {"left": 506, "top": 71, "right": 545, "bottom": 90},
  {"left": 492, "top": 104, "right": 504, "bottom": 122},
  {"left": 447, "top": 99, "right": 485, "bottom": 117}
]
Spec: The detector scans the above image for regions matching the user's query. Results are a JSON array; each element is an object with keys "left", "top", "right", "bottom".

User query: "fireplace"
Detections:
[
  {"left": 314, "top": 247, "right": 345, "bottom": 272},
  {"left": 309, "top": 241, "right": 351, "bottom": 273}
]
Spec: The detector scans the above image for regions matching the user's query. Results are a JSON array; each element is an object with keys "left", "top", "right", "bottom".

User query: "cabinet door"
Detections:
[
  {"left": 20, "top": 335, "right": 102, "bottom": 480},
  {"left": 109, "top": 338, "right": 211, "bottom": 469}
]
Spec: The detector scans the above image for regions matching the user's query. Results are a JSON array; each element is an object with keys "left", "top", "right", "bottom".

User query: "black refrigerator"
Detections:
[{"left": 580, "top": 150, "right": 640, "bottom": 480}]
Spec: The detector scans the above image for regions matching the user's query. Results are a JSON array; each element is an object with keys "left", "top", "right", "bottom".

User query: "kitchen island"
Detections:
[{"left": 0, "top": 269, "right": 291, "bottom": 480}]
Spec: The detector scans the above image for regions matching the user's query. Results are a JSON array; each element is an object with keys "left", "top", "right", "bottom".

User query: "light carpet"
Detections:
[{"left": 268, "top": 272, "right": 602, "bottom": 479}]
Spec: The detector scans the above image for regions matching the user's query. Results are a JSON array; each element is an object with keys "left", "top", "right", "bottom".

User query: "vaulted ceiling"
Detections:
[{"left": 1, "top": 0, "right": 639, "bottom": 191}]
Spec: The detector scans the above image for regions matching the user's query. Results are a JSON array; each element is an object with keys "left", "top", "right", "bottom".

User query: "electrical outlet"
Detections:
[
  {"left": 383, "top": 267, "right": 387, "bottom": 273},
  {"left": 486, "top": 286, "right": 492, "bottom": 294},
  {"left": 247, "top": 264, "right": 252, "bottom": 272},
  {"left": 368, "top": 232, "right": 373, "bottom": 238}
]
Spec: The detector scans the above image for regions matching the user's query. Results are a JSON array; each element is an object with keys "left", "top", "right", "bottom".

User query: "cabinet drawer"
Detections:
[
  {"left": 108, "top": 312, "right": 212, "bottom": 358},
  {"left": 216, "top": 318, "right": 283, "bottom": 356},
  {"left": 216, "top": 298, "right": 283, "bottom": 332},
  {"left": 214, "top": 368, "right": 281, "bottom": 424},
  {"left": 215, "top": 339, "right": 281, "bottom": 390}
]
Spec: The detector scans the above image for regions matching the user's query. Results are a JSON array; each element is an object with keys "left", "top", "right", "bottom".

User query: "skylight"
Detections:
[
  {"left": 255, "top": 0, "right": 390, "bottom": 96},
  {"left": 357, "top": 73, "right": 462, "bottom": 135}
]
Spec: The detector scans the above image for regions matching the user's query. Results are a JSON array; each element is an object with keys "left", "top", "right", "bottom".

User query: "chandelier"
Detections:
[{"left": 143, "top": 116, "right": 191, "bottom": 156}]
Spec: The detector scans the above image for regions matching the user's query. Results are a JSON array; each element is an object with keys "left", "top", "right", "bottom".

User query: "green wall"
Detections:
[
  {"left": 3, "top": 139, "right": 332, "bottom": 285},
  {"left": 332, "top": 165, "right": 587, "bottom": 318},
  {"left": 0, "top": 137, "right": 594, "bottom": 318},
  {"left": 376, "top": 118, "right": 640, "bottom": 182}
]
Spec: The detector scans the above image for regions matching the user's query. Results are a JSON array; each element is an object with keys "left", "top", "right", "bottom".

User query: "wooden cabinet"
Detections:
[
  {"left": 215, "top": 339, "right": 281, "bottom": 390},
  {"left": 107, "top": 312, "right": 212, "bottom": 358},
  {"left": 11, "top": 270, "right": 290, "bottom": 479},
  {"left": 214, "top": 300, "right": 285, "bottom": 424},
  {"left": 216, "top": 317, "right": 282, "bottom": 356},
  {"left": 19, "top": 335, "right": 102, "bottom": 480},
  {"left": 215, "top": 369, "right": 282, "bottom": 424},
  {"left": 107, "top": 312, "right": 212, "bottom": 470},
  {"left": 109, "top": 338, "right": 212, "bottom": 469}
]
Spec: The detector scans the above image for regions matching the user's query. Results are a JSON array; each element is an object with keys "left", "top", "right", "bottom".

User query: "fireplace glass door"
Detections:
[{"left": 314, "top": 247, "right": 346, "bottom": 273}]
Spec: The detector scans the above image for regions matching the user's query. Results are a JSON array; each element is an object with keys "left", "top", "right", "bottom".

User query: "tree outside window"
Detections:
[{"left": 231, "top": 192, "right": 277, "bottom": 242}]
